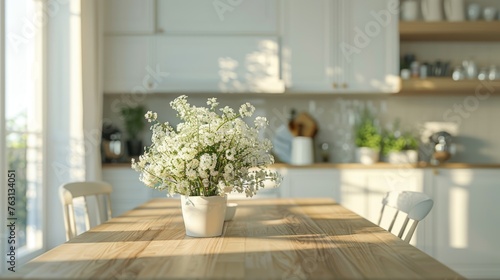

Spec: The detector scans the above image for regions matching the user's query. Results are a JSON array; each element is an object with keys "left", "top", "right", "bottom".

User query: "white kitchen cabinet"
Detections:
[
  {"left": 340, "top": 0, "right": 400, "bottom": 93},
  {"left": 282, "top": 0, "right": 399, "bottom": 93},
  {"left": 339, "top": 168, "right": 428, "bottom": 247},
  {"left": 103, "top": 167, "right": 280, "bottom": 215},
  {"left": 103, "top": 36, "right": 158, "bottom": 93},
  {"left": 103, "top": 167, "right": 143, "bottom": 217},
  {"left": 278, "top": 168, "right": 341, "bottom": 201},
  {"left": 157, "top": 0, "right": 278, "bottom": 34},
  {"left": 103, "top": 0, "right": 155, "bottom": 34},
  {"left": 431, "top": 169, "right": 500, "bottom": 279},
  {"left": 281, "top": 0, "right": 333, "bottom": 92},
  {"left": 152, "top": 36, "right": 284, "bottom": 93},
  {"left": 102, "top": 167, "right": 165, "bottom": 217}
]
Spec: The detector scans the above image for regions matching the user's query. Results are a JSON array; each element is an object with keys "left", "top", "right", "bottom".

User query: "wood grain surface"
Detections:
[{"left": 9, "top": 198, "right": 464, "bottom": 279}]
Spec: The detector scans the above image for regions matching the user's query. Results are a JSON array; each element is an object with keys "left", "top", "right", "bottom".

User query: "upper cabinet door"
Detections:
[
  {"left": 157, "top": 0, "right": 278, "bottom": 34},
  {"left": 152, "top": 36, "right": 284, "bottom": 93},
  {"left": 103, "top": 36, "right": 155, "bottom": 93},
  {"left": 339, "top": 0, "right": 400, "bottom": 93},
  {"left": 282, "top": 0, "right": 334, "bottom": 92},
  {"left": 104, "top": 0, "right": 155, "bottom": 34},
  {"left": 282, "top": 0, "right": 399, "bottom": 93}
]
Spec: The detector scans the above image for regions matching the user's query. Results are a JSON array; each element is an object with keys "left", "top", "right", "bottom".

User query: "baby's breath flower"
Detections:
[
  {"left": 239, "top": 102, "right": 255, "bottom": 117},
  {"left": 254, "top": 116, "right": 268, "bottom": 128},
  {"left": 207, "top": 97, "right": 219, "bottom": 109},
  {"left": 133, "top": 95, "right": 282, "bottom": 197},
  {"left": 145, "top": 111, "right": 157, "bottom": 122},
  {"left": 225, "top": 148, "right": 236, "bottom": 161}
]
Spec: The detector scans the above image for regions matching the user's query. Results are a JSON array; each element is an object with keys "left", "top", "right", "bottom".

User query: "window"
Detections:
[{"left": 1, "top": 0, "right": 45, "bottom": 267}]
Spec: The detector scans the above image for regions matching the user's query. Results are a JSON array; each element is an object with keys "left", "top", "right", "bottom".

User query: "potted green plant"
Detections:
[
  {"left": 120, "top": 105, "right": 146, "bottom": 157},
  {"left": 354, "top": 110, "right": 381, "bottom": 164},
  {"left": 382, "top": 130, "right": 419, "bottom": 164}
]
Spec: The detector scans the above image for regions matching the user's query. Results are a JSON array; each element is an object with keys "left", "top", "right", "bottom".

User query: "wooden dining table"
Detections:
[{"left": 11, "top": 198, "right": 463, "bottom": 279}]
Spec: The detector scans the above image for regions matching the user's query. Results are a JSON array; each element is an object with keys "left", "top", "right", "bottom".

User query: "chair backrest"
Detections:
[
  {"left": 59, "top": 181, "right": 113, "bottom": 240},
  {"left": 377, "top": 191, "right": 434, "bottom": 243}
]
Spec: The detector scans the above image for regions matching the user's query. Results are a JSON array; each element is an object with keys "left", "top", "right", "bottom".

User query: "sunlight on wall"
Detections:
[
  {"left": 449, "top": 186, "right": 469, "bottom": 249},
  {"left": 217, "top": 39, "right": 283, "bottom": 93}
]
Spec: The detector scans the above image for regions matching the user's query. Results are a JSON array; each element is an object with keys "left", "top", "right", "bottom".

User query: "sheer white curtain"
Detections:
[
  {"left": 0, "top": 0, "right": 6, "bottom": 273},
  {"left": 46, "top": 0, "right": 102, "bottom": 249}
]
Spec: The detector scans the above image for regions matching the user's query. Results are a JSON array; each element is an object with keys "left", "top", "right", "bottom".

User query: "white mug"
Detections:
[
  {"left": 444, "top": 0, "right": 465, "bottom": 21},
  {"left": 401, "top": 0, "right": 419, "bottom": 21},
  {"left": 422, "top": 0, "right": 444, "bottom": 21}
]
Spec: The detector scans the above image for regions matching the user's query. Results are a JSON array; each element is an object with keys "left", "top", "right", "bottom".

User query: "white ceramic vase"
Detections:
[
  {"left": 355, "top": 147, "right": 379, "bottom": 165},
  {"left": 181, "top": 195, "right": 227, "bottom": 237}
]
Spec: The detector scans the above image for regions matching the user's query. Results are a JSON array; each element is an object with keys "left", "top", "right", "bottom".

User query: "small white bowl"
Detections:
[{"left": 225, "top": 203, "right": 238, "bottom": 221}]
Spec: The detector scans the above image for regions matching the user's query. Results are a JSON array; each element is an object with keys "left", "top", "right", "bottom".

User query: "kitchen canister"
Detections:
[
  {"left": 483, "top": 7, "right": 497, "bottom": 21},
  {"left": 291, "top": 136, "right": 314, "bottom": 165},
  {"left": 444, "top": 0, "right": 465, "bottom": 21},
  {"left": 467, "top": 3, "right": 481, "bottom": 20},
  {"left": 422, "top": 0, "right": 444, "bottom": 21},
  {"left": 401, "top": 0, "right": 419, "bottom": 21}
]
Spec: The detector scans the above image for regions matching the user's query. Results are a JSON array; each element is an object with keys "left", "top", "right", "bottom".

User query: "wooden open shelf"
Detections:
[
  {"left": 400, "top": 21, "right": 500, "bottom": 41},
  {"left": 398, "top": 77, "right": 500, "bottom": 95}
]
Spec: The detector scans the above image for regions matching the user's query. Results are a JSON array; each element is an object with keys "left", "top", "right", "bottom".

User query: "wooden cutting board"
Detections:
[{"left": 288, "top": 112, "right": 318, "bottom": 137}]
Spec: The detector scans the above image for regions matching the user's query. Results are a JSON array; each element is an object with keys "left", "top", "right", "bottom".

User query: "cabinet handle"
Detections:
[
  {"left": 342, "top": 83, "right": 348, "bottom": 88},
  {"left": 332, "top": 83, "right": 338, "bottom": 89}
]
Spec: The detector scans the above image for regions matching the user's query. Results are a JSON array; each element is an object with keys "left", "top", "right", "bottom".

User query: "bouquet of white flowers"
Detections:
[{"left": 132, "top": 95, "right": 281, "bottom": 197}]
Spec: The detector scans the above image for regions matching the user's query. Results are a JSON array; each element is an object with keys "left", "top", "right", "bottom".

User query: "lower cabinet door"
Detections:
[
  {"left": 103, "top": 168, "right": 151, "bottom": 217},
  {"left": 433, "top": 169, "right": 500, "bottom": 279},
  {"left": 279, "top": 168, "right": 340, "bottom": 201}
]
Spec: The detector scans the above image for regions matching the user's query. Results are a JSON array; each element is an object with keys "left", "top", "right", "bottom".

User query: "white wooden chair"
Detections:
[
  {"left": 59, "top": 181, "right": 113, "bottom": 240},
  {"left": 377, "top": 190, "right": 434, "bottom": 243}
]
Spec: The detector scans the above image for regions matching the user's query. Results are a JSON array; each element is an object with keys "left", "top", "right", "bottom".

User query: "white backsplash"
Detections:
[{"left": 103, "top": 93, "right": 500, "bottom": 164}]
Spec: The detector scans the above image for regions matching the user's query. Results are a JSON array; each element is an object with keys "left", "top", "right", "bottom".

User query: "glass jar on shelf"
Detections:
[
  {"left": 452, "top": 66, "right": 465, "bottom": 81},
  {"left": 478, "top": 68, "right": 488, "bottom": 80},
  {"left": 488, "top": 65, "right": 498, "bottom": 80}
]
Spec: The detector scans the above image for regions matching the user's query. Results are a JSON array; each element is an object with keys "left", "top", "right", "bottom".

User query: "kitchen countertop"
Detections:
[{"left": 102, "top": 162, "right": 500, "bottom": 169}]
